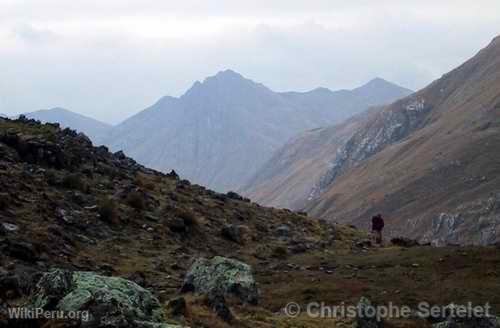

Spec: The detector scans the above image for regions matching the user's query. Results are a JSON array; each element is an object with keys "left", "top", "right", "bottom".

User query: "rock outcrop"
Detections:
[
  {"left": 181, "top": 256, "right": 259, "bottom": 304},
  {"left": 30, "top": 269, "right": 179, "bottom": 328}
]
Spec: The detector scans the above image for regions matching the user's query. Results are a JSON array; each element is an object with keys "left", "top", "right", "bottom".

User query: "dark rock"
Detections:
[
  {"left": 0, "top": 193, "right": 11, "bottom": 211},
  {"left": 226, "top": 191, "right": 244, "bottom": 201},
  {"left": 208, "top": 293, "right": 234, "bottom": 323},
  {"left": 221, "top": 224, "right": 249, "bottom": 244},
  {"left": 167, "top": 170, "right": 179, "bottom": 179},
  {"left": 167, "top": 296, "right": 187, "bottom": 316},
  {"left": 125, "top": 271, "right": 147, "bottom": 287},
  {"left": 276, "top": 224, "right": 290, "bottom": 238},
  {"left": 356, "top": 239, "right": 372, "bottom": 248},
  {"left": 289, "top": 244, "right": 308, "bottom": 254},
  {"left": 168, "top": 217, "right": 186, "bottom": 233},
  {"left": 2, "top": 240, "right": 39, "bottom": 262},
  {"left": 391, "top": 237, "right": 420, "bottom": 247}
]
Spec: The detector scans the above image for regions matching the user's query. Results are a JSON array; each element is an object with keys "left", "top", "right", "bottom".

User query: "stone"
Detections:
[
  {"left": 29, "top": 269, "right": 180, "bottom": 327},
  {"left": 208, "top": 293, "right": 233, "bottom": 323},
  {"left": 276, "top": 224, "right": 291, "bottom": 238},
  {"left": 125, "top": 271, "right": 147, "bottom": 287},
  {"left": 225, "top": 191, "right": 244, "bottom": 201},
  {"left": 168, "top": 218, "right": 186, "bottom": 233},
  {"left": 167, "top": 296, "right": 186, "bottom": 316},
  {"left": 1, "top": 223, "right": 18, "bottom": 232},
  {"left": 391, "top": 237, "right": 420, "bottom": 247},
  {"left": 356, "top": 239, "right": 372, "bottom": 248},
  {"left": 2, "top": 240, "right": 39, "bottom": 262},
  {"left": 181, "top": 256, "right": 259, "bottom": 305},
  {"left": 221, "top": 224, "right": 249, "bottom": 244}
]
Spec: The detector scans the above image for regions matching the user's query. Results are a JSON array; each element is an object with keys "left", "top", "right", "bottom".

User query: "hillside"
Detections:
[
  {"left": 241, "top": 109, "right": 377, "bottom": 209},
  {"left": 1, "top": 117, "right": 500, "bottom": 328},
  {"left": 245, "top": 36, "right": 500, "bottom": 246},
  {"left": 23, "top": 108, "right": 112, "bottom": 141},
  {"left": 102, "top": 70, "right": 411, "bottom": 192}
]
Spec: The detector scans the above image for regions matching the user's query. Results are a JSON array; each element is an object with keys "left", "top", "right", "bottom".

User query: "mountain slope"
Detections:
[
  {"left": 24, "top": 107, "right": 112, "bottom": 141},
  {"left": 3, "top": 116, "right": 500, "bottom": 328},
  {"left": 103, "top": 70, "right": 411, "bottom": 192},
  {"left": 240, "top": 109, "right": 377, "bottom": 209},
  {"left": 301, "top": 36, "right": 500, "bottom": 245}
]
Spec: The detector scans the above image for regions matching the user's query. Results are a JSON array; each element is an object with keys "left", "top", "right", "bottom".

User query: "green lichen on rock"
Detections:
[
  {"left": 181, "top": 256, "right": 259, "bottom": 304},
  {"left": 29, "top": 269, "right": 181, "bottom": 328}
]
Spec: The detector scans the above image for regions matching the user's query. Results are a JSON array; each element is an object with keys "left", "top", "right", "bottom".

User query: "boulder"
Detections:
[
  {"left": 2, "top": 240, "right": 39, "bottom": 262},
  {"left": 276, "top": 224, "right": 290, "bottom": 238},
  {"left": 355, "top": 297, "right": 383, "bottom": 328},
  {"left": 181, "top": 256, "right": 259, "bottom": 305},
  {"left": 168, "top": 218, "right": 186, "bottom": 233},
  {"left": 167, "top": 297, "right": 186, "bottom": 317},
  {"left": 221, "top": 224, "right": 249, "bottom": 244},
  {"left": 391, "top": 237, "right": 420, "bottom": 247},
  {"left": 355, "top": 239, "right": 373, "bottom": 248},
  {"left": 225, "top": 191, "right": 244, "bottom": 201},
  {"left": 29, "top": 269, "right": 181, "bottom": 328}
]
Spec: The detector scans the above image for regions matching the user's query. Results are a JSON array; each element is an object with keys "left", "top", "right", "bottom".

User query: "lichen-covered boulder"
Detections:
[
  {"left": 29, "top": 269, "right": 181, "bottom": 328},
  {"left": 181, "top": 256, "right": 259, "bottom": 304}
]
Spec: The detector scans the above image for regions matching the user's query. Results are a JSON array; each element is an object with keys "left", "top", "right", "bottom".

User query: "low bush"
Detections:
[
  {"left": 126, "top": 191, "right": 146, "bottom": 211},
  {"left": 98, "top": 197, "right": 118, "bottom": 223}
]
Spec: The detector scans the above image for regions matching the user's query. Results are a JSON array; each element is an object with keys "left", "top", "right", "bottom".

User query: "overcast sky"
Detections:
[{"left": 1, "top": 1, "right": 499, "bottom": 123}]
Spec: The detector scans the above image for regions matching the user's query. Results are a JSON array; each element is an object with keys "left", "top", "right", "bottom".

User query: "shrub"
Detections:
[
  {"left": 98, "top": 197, "right": 118, "bottom": 223},
  {"left": 61, "top": 173, "right": 87, "bottom": 191},
  {"left": 0, "top": 193, "right": 10, "bottom": 211},
  {"left": 126, "top": 191, "right": 146, "bottom": 211},
  {"left": 272, "top": 245, "right": 288, "bottom": 259},
  {"left": 174, "top": 207, "right": 198, "bottom": 226},
  {"left": 135, "top": 173, "right": 156, "bottom": 191}
]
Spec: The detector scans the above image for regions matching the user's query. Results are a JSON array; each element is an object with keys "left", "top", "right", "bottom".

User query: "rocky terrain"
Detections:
[
  {"left": 1, "top": 116, "right": 500, "bottom": 328},
  {"left": 101, "top": 70, "right": 411, "bottom": 192},
  {"left": 244, "top": 36, "right": 500, "bottom": 246},
  {"left": 240, "top": 109, "right": 376, "bottom": 210}
]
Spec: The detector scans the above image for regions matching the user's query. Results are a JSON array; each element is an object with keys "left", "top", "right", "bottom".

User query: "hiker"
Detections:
[{"left": 371, "top": 214, "right": 385, "bottom": 245}]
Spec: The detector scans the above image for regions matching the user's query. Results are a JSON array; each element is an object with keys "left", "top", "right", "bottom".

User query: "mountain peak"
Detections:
[
  {"left": 213, "top": 69, "right": 244, "bottom": 80},
  {"left": 183, "top": 69, "right": 262, "bottom": 98},
  {"left": 355, "top": 77, "right": 412, "bottom": 95}
]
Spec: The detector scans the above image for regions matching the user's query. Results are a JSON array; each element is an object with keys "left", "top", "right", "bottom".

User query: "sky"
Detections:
[{"left": 0, "top": 1, "right": 499, "bottom": 124}]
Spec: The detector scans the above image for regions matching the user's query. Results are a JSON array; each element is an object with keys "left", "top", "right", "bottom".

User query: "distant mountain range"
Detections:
[
  {"left": 22, "top": 108, "right": 112, "bottom": 141},
  {"left": 101, "top": 70, "right": 411, "bottom": 191},
  {"left": 11, "top": 72, "right": 411, "bottom": 192},
  {"left": 243, "top": 36, "right": 500, "bottom": 245}
]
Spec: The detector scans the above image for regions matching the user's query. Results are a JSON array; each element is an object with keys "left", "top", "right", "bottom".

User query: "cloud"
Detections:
[{"left": 0, "top": 1, "right": 499, "bottom": 123}]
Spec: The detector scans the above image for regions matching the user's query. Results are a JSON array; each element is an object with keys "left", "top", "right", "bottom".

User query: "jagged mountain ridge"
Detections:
[
  {"left": 245, "top": 36, "right": 500, "bottom": 245},
  {"left": 103, "top": 70, "right": 411, "bottom": 192},
  {"left": 23, "top": 107, "right": 112, "bottom": 142},
  {"left": 306, "top": 36, "right": 500, "bottom": 245},
  {"left": 240, "top": 108, "right": 377, "bottom": 210}
]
